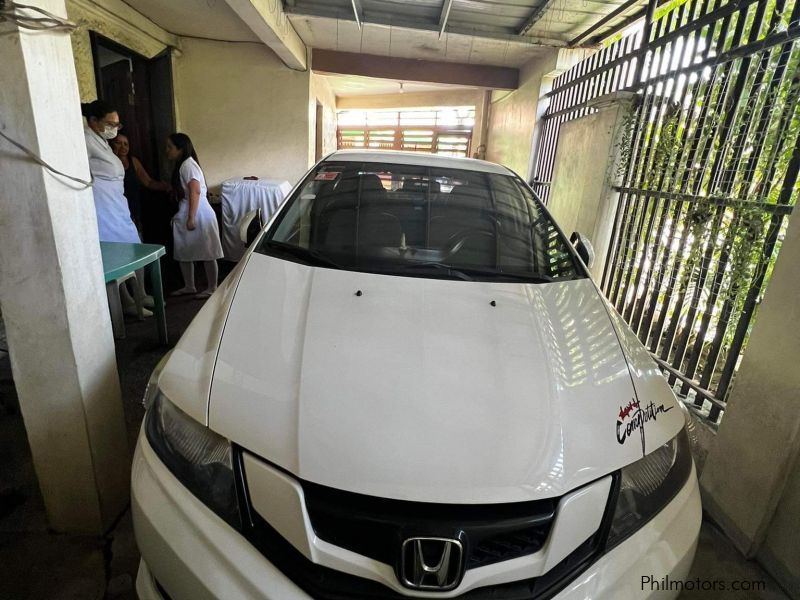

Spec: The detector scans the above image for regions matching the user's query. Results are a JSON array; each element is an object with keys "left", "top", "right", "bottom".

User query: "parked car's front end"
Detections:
[{"left": 133, "top": 151, "right": 701, "bottom": 600}]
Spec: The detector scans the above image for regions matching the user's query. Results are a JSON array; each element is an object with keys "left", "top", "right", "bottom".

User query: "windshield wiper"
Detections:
[
  {"left": 396, "top": 262, "right": 475, "bottom": 281},
  {"left": 264, "top": 241, "right": 344, "bottom": 269},
  {"left": 400, "top": 262, "right": 556, "bottom": 283},
  {"left": 457, "top": 267, "right": 557, "bottom": 284}
]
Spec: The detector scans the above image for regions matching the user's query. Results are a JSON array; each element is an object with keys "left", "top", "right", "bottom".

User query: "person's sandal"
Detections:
[
  {"left": 195, "top": 289, "right": 214, "bottom": 299},
  {"left": 142, "top": 294, "right": 162, "bottom": 309},
  {"left": 170, "top": 287, "right": 197, "bottom": 296},
  {"left": 123, "top": 305, "right": 153, "bottom": 319}
]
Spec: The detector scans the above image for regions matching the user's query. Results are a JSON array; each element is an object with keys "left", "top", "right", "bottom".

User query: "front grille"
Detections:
[
  {"left": 245, "top": 502, "right": 600, "bottom": 600},
  {"left": 468, "top": 526, "right": 550, "bottom": 569},
  {"left": 246, "top": 506, "right": 601, "bottom": 600},
  {"left": 302, "top": 479, "right": 557, "bottom": 571},
  {"left": 234, "top": 448, "right": 621, "bottom": 600}
]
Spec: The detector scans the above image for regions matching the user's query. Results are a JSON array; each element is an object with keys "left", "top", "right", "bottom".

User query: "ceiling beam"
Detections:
[
  {"left": 351, "top": 0, "right": 363, "bottom": 29},
  {"left": 438, "top": 0, "right": 454, "bottom": 39},
  {"left": 312, "top": 49, "right": 519, "bottom": 89},
  {"left": 518, "top": 0, "right": 558, "bottom": 36},
  {"left": 224, "top": 0, "right": 307, "bottom": 69},
  {"left": 285, "top": 4, "right": 568, "bottom": 47}
]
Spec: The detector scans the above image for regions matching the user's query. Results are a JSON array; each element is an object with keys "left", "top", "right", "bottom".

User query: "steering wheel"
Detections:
[{"left": 443, "top": 228, "right": 495, "bottom": 257}]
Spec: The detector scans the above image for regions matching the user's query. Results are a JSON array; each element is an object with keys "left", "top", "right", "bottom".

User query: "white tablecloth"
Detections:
[{"left": 220, "top": 177, "right": 292, "bottom": 261}]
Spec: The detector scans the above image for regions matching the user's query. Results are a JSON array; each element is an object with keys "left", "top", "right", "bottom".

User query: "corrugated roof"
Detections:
[{"left": 285, "top": 0, "right": 649, "bottom": 58}]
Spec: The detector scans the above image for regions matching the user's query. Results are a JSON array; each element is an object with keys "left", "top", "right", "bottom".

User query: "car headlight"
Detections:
[
  {"left": 605, "top": 428, "right": 693, "bottom": 549},
  {"left": 142, "top": 350, "right": 172, "bottom": 410},
  {"left": 145, "top": 392, "right": 241, "bottom": 529}
]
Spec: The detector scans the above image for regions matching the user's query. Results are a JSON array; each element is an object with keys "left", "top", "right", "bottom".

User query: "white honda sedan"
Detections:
[{"left": 132, "top": 151, "right": 701, "bottom": 600}]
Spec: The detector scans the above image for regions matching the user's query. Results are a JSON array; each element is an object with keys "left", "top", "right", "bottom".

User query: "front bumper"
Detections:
[{"left": 133, "top": 430, "right": 701, "bottom": 600}]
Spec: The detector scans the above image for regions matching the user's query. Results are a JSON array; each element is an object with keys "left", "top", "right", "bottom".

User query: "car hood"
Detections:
[{"left": 201, "top": 253, "right": 684, "bottom": 503}]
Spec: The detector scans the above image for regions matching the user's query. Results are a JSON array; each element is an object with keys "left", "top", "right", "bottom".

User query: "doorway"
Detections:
[{"left": 90, "top": 34, "right": 178, "bottom": 274}]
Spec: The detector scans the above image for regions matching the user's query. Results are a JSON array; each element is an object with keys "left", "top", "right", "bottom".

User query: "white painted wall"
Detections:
[{"left": 172, "top": 38, "right": 312, "bottom": 190}]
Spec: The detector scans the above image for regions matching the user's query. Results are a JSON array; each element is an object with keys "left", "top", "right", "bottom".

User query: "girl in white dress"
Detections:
[{"left": 166, "top": 133, "right": 224, "bottom": 298}]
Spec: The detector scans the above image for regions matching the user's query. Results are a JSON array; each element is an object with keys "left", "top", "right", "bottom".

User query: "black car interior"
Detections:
[{"left": 268, "top": 163, "right": 581, "bottom": 280}]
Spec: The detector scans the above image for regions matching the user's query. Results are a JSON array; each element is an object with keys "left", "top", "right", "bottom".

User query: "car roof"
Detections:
[{"left": 324, "top": 150, "right": 516, "bottom": 176}]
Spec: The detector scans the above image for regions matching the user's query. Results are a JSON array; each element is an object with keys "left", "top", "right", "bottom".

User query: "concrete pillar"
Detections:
[
  {"left": 0, "top": 0, "right": 130, "bottom": 534},
  {"left": 701, "top": 210, "right": 800, "bottom": 563},
  {"left": 546, "top": 91, "right": 636, "bottom": 280},
  {"left": 473, "top": 90, "right": 492, "bottom": 156}
]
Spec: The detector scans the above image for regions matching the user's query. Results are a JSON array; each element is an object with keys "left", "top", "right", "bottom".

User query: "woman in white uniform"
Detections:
[
  {"left": 83, "top": 101, "right": 141, "bottom": 243},
  {"left": 82, "top": 101, "right": 152, "bottom": 316},
  {"left": 166, "top": 133, "right": 223, "bottom": 298}
]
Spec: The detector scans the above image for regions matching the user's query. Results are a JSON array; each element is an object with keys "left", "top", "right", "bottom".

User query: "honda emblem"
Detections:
[{"left": 400, "top": 537, "right": 464, "bottom": 591}]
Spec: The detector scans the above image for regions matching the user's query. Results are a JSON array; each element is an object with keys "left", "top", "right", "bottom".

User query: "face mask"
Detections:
[{"left": 101, "top": 126, "right": 119, "bottom": 140}]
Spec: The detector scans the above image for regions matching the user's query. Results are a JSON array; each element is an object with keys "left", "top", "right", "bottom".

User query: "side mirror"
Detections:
[
  {"left": 239, "top": 208, "right": 264, "bottom": 248},
  {"left": 570, "top": 231, "right": 595, "bottom": 269}
]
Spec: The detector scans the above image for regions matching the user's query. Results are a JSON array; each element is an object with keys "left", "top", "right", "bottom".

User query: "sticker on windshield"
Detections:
[
  {"left": 315, "top": 171, "right": 341, "bottom": 181},
  {"left": 616, "top": 398, "right": 673, "bottom": 455}
]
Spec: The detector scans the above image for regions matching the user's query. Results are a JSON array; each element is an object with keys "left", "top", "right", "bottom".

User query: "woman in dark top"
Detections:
[{"left": 110, "top": 133, "right": 170, "bottom": 230}]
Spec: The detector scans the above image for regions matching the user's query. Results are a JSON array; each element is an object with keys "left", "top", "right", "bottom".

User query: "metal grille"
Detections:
[
  {"left": 337, "top": 107, "right": 475, "bottom": 157},
  {"left": 601, "top": 0, "right": 800, "bottom": 424},
  {"left": 532, "top": 0, "right": 800, "bottom": 424}
]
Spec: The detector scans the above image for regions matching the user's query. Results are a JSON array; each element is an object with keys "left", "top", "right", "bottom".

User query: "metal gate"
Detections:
[{"left": 536, "top": 0, "right": 800, "bottom": 424}]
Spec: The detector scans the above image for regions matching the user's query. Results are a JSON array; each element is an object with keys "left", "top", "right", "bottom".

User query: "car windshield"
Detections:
[{"left": 257, "top": 161, "right": 586, "bottom": 283}]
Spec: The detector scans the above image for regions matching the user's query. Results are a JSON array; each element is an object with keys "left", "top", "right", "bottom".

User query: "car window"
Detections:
[{"left": 259, "top": 161, "right": 585, "bottom": 283}]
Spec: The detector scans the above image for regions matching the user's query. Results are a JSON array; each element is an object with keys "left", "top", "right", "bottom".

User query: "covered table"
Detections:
[{"left": 220, "top": 177, "right": 292, "bottom": 261}]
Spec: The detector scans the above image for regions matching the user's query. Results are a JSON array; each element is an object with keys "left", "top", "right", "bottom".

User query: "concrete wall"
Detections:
[
  {"left": 310, "top": 73, "right": 338, "bottom": 163},
  {"left": 335, "top": 89, "right": 489, "bottom": 154},
  {"left": 700, "top": 210, "right": 800, "bottom": 596},
  {"left": 546, "top": 94, "right": 635, "bottom": 279},
  {"left": 758, "top": 450, "right": 800, "bottom": 597},
  {"left": 485, "top": 51, "right": 558, "bottom": 178},
  {"left": 173, "top": 38, "right": 312, "bottom": 190}
]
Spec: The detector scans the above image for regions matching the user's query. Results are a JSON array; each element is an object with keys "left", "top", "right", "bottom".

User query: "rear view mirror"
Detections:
[
  {"left": 239, "top": 208, "right": 264, "bottom": 248},
  {"left": 570, "top": 231, "right": 595, "bottom": 269}
]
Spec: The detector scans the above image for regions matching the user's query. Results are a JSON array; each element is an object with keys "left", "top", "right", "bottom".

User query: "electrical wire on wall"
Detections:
[
  {"left": 174, "top": 33, "right": 310, "bottom": 73},
  {"left": 0, "top": 0, "right": 77, "bottom": 33},
  {"left": 0, "top": 129, "right": 93, "bottom": 189},
  {"left": 0, "top": 1, "right": 91, "bottom": 188}
]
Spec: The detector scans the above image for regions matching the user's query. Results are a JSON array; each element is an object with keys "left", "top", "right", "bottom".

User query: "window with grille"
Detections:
[{"left": 337, "top": 107, "right": 475, "bottom": 157}]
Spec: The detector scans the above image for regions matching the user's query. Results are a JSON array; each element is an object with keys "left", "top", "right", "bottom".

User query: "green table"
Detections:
[{"left": 101, "top": 242, "right": 167, "bottom": 344}]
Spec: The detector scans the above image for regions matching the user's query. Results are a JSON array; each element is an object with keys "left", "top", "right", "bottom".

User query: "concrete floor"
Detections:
[{"left": 0, "top": 264, "right": 792, "bottom": 600}]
